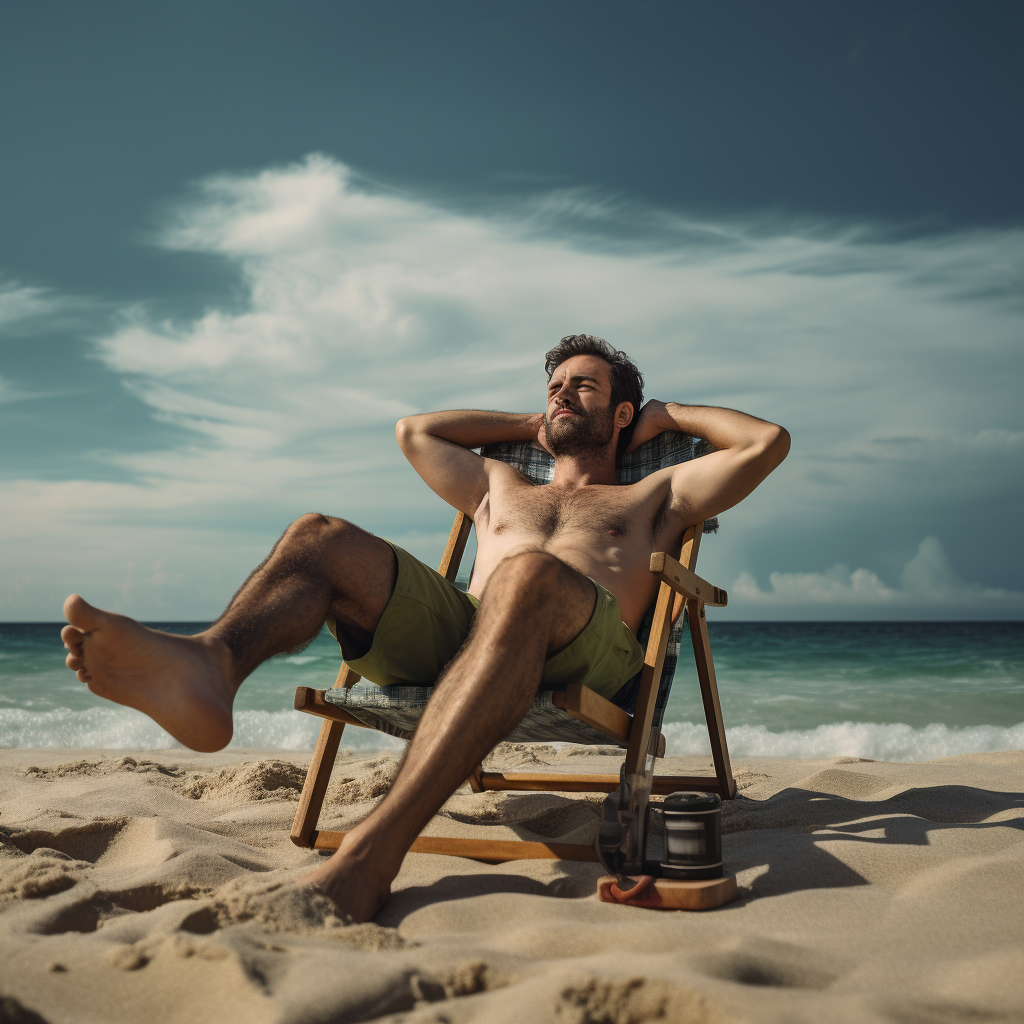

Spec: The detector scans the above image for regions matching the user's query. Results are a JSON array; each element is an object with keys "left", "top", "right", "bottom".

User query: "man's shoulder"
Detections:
[
  {"left": 584, "top": 470, "right": 675, "bottom": 506},
  {"left": 618, "top": 464, "right": 676, "bottom": 490},
  {"left": 482, "top": 456, "right": 539, "bottom": 487}
]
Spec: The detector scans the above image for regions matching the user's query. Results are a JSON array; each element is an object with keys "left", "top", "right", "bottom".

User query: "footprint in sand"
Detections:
[
  {"left": 0, "top": 849, "right": 91, "bottom": 901},
  {"left": 211, "top": 871, "right": 345, "bottom": 931},
  {"left": 208, "top": 871, "right": 411, "bottom": 949}
]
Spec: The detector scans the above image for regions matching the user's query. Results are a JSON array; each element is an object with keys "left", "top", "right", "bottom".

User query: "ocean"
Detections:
[{"left": 1, "top": 621, "right": 1021, "bottom": 761}]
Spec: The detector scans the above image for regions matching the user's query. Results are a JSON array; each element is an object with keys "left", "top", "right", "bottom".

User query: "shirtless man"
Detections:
[{"left": 61, "top": 334, "right": 789, "bottom": 922}]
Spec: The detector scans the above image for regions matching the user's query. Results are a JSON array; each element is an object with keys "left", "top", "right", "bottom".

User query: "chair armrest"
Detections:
[
  {"left": 294, "top": 686, "right": 371, "bottom": 728},
  {"left": 649, "top": 552, "right": 728, "bottom": 607},
  {"left": 553, "top": 684, "right": 667, "bottom": 757}
]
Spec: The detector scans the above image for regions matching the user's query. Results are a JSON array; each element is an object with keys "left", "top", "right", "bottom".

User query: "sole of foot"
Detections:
[{"left": 62, "top": 594, "right": 237, "bottom": 753}]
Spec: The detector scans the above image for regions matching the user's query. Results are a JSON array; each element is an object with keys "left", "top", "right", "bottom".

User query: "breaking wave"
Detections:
[
  {"left": 661, "top": 719, "right": 1024, "bottom": 761},
  {"left": 0, "top": 708, "right": 403, "bottom": 752},
  {"left": 2, "top": 708, "right": 1020, "bottom": 762}
]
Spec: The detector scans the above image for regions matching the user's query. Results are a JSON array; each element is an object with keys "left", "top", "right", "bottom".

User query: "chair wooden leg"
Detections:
[
  {"left": 624, "top": 581, "right": 675, "bottom": 776},
  {"left": 467, "top": 764, "right": 484, "bottom": 792},
  {"left": 291, "top": 719, "right": 346, "bottom": 847},
  {"left": 439, "top": 510, "right": 473, "bottom": 582},
  {"left": 687, "top": 600, "right": 736, "bottom": 799}
]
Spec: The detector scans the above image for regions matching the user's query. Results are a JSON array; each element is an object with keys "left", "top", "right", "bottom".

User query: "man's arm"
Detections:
[
  {"left": 628, "top": 400, "right": 790, "bottom": 525},
  {"left": 395, "top": 410, "right": 544, "bottom": 515}
]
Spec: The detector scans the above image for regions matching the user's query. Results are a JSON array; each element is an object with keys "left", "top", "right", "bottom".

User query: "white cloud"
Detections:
[
  {"left": 733, "top": 537, "right": 1024, "bottom": 609},
  {"left": 0, "top": 281, "right": 54, "bottom": 327},
  {"left": 0, "top": 279, "right": 76, "bottom": 329},
  {"left": 1, "top": 154, "right": 1022, "bottom": 618},
  {"left": 0, "top": 375, "right": 78, "bottom": 405}
]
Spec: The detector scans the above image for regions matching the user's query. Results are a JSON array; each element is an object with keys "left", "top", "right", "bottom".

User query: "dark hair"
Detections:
[{"left": 544, "top": 334, "right": 645, "bottom": 455}]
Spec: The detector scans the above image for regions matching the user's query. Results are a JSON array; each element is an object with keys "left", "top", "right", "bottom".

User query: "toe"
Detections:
[
  {"left": 63, "top": 595, "right": 103, "bottom": 632},
  {"left": 61, "top": 624, "right": 85, "bottom": 647}
]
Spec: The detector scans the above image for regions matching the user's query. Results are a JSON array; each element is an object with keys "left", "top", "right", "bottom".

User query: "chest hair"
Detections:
[{"left": 494, "top": 486, "right": 633, "bottom": 539}]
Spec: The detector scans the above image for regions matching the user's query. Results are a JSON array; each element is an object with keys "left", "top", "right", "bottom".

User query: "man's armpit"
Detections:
[{"left": 668, "top": 456, "right": 726, "bottom": 523}]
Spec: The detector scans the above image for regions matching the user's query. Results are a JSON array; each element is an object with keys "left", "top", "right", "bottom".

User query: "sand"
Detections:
[{"left": 0, "top": 744, "right": 1021, "bottom": 1024}]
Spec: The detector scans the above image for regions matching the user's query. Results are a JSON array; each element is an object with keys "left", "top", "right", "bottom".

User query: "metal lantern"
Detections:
[{"left": 644, "top": 791, "right": 724, "bottom": 880}]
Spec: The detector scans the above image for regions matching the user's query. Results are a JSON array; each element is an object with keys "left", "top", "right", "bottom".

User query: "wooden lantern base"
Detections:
[{"left": 598, "top": 873, "right": 738, "bottom": 911}]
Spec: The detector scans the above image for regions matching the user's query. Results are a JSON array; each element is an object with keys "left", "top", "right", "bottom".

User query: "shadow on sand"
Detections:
[
  {"left": 722, "top": 782, "right": 1024, "bottom": 899},
  {"left": 376, "top": 782, "right": 1023, "bottom": 919}
]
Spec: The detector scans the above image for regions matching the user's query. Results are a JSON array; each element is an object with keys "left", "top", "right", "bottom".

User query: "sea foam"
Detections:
[
  {"left": 0, "top": 708, "right": 403, "bottom": 752},
  {"left": 662, "top": 719, "right": 1024, "bottom": 762},
  {"left": 1, "top": 706, "right": 1020, "bottom": 761}
]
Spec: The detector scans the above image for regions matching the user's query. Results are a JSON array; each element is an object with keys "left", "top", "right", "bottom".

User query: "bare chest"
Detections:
[{"left": 486, "top": 483, "right": 648, "bottom": 542}]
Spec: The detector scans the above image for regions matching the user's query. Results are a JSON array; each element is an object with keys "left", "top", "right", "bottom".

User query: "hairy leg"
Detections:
[
  {"left": 61, "top": 515, "right": 395, "bottom": 751},
  {"left": 303, "top": 549, "right": 598, "bottom": 921},
  {"left": 207, "top": 514, "right": 397, "bottom": 676}
]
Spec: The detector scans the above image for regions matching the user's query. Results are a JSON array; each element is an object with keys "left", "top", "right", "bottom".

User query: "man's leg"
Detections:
[
  {"left": 303, "top": 549, "right": 598, "bottom": 922},
  {"left": 61, "top": 515, "right": 396, "bottom": 752}
]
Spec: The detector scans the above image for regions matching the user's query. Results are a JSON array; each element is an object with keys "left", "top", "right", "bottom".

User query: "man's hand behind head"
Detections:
[
  {"left": 624, "top": 400, "right": 672, "bottom": 454},
  {"left": 535, "top": 416, "right": 554, "bottom": 455}
]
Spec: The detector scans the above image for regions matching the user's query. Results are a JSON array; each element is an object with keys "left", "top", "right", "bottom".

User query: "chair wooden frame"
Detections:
[{"left": 290, "top": 510, "right": 736, "bottom": 863}]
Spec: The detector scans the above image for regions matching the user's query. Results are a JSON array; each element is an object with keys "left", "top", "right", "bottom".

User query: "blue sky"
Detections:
[{"left": 1, "top": 1, "right": 1022, "bottom": 621}]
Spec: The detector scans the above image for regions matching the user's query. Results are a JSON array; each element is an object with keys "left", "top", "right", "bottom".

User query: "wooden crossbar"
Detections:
[
  {"left": 295, "top": 686, "right": 367, "bottom": 726},
  {"left": 552, "top": 682, "right": 631, "bottom": 741},
  {"left": 308, "top": 832, "right": 600, "bottom": 861},
  {"left": 476, "top": 772, "right": 724, "bottom": 794},
  {"left": 650, "top": 551, "right": 728, "bottom": 607}
]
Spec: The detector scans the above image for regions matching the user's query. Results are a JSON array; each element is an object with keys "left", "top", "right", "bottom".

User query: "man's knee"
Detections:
[
  {"left": 283, "top": 513, "right": 363, "bottom": 552},
  {"left": 281, "top": 515, "right": 394, "bottom": 591},
  {"left": 491, "top": 549, "right": 577, "bottom": 598},
  {"left": 481, "top": 551, "right": 595, "bottom": 648}
]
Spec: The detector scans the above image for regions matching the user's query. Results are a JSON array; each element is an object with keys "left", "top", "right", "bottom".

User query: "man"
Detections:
[{"left": 61, "top": 334, "right": 789, "bottom": 922}]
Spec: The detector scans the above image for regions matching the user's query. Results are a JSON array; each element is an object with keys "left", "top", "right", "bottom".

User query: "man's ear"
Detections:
[{"left": 615, "top": 402, "right": 634, "bottom": 428}]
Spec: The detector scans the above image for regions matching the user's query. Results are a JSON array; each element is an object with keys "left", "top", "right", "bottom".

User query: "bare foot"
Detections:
[
  {"left": 61, "top": 594, "right": 237, "bottom": 752},
  {"left": 301, "top": 835, "right": 397, "bottom": 924}
]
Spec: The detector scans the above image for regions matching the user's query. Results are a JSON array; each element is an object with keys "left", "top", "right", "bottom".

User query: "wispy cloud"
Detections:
[
  {"left": 0, "top": 280, "right": 64, "bottom": 328},
  {"left": 0, "top": 375, "right": 80, "bottom": 406},
  {"left": 1, "top": 154, "right": 1021, "bottom": 619}
]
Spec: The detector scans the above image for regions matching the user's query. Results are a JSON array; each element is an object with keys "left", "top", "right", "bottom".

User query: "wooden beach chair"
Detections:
[{"left": 290, "top": 432, "right": 736, "bottom": 863}]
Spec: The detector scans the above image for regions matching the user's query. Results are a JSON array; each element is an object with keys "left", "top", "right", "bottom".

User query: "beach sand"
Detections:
[{"left": 0, "top": 744, "right": 1021, "bottom": 1023}]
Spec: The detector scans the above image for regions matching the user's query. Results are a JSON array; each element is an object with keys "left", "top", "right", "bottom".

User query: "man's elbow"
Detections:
[
  {"left": 744, "top": 422, "right": 789, "bottom": 467},
  {"left": 395, "top": 416, "right": 417, "bottom": 452},
  {"left": 764, "top": 423, "right": 791, "bottom": 466}
]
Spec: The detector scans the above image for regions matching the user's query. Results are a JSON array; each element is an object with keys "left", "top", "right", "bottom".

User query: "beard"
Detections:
[{"left": 544, "top": 402, "right": 616, "bottom": 457}]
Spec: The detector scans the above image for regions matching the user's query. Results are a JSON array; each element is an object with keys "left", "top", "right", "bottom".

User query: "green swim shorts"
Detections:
[{"left": 325, "top": 541, "right": 644, "bottom": 700}]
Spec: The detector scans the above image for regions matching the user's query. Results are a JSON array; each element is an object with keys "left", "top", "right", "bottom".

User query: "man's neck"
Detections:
[{"left": 550, "top": 447, "right": 618, "bottom": 488}]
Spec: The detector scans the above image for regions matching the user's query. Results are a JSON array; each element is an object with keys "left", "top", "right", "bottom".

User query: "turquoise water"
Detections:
[{"left": 1, "top": 621, "right": 1021, "bottom": 760}]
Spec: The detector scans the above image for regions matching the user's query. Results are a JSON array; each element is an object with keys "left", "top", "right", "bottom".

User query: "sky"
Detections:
[{"left": 1, "top": 0, "right": 1022, "bottom": 622}]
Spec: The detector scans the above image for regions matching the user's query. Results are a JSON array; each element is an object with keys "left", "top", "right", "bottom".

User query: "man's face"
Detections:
[{"left": 544, "top": 354, "right": 617, "bottom": 456}]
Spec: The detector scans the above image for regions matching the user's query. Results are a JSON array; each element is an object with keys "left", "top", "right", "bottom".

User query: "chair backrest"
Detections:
[{"left": 477, "top": 430, "right": 719, "bottom": 725}]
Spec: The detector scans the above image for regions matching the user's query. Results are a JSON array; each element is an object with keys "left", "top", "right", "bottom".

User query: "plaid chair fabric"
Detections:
[
  {"left": 480, "top": 431, "right": 719, "bottom": 534},
  {"left": 324, "top": 430, "right": 718, "bottom": 743},
  {"left": 324, "top": 683, "right": 628, "bottom": 745}
]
